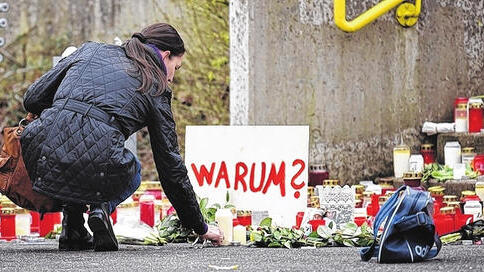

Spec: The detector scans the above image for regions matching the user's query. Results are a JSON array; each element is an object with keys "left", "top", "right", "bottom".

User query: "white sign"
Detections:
[{"left": 185, "top": 126, "right": 309, "bottom": 227}]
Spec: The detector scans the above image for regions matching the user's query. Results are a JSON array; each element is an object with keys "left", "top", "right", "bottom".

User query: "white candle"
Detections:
[
  {"left": 215, "top": 209, "right": 233, "bottom": 245},
  {"left": 233, "top": 225, "right": 246, "bottom": 245}
]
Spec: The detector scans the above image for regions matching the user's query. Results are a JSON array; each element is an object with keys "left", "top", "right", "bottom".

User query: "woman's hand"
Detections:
[{"left": 201, "top": 224, "right": 224, "bottom": 246}]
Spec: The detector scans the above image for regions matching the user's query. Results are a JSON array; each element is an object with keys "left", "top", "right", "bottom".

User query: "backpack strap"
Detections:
[
  {"left": 394, "top": 211, "right": 433, "bottom": 232},
  {"left": 360, "top": 185, "right": 407, "bottom": 261},
  {"left": 425, "top": 233, "right": 442, "bottom": 259}
]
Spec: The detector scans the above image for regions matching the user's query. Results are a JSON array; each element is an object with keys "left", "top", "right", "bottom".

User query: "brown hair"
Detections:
[{"left": 123, "top": 23, "right": 185, "bottom": 95}]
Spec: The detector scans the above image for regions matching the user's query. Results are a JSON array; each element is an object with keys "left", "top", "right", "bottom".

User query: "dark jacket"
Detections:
[{"left": 20, "top": 42, "right": 206, "bottom": 234}]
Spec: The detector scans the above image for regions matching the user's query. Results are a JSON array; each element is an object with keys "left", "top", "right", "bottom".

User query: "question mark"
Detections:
[{"left": 291, "top": 159, "right": 306, "bottom": 199}]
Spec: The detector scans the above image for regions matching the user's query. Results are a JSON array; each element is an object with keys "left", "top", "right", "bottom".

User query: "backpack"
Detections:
[{"left": 360, "top": 185, "right": 442, "bottom": 263}]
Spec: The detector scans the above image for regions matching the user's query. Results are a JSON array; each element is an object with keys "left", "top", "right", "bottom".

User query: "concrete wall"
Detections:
[
  {"left": 230, "top": 0, "right": 484, "bottom": 184},
  {"left": 2, "top": 0, "right": 179, "bottom": 49}
]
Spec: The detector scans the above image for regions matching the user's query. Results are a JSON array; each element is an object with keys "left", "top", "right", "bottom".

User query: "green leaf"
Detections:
[
  {"left": 199, "top": 198, "right": 208, "bottom": 211},
  {"left": 284, "top": 240, "right": 292, "bottom": 249},
  {"left": 259, "top": 217, "right": 272, "bottom": 228},
  {"left": 342, "top": 239, "right": 355, "bottom": 247},
  {"left": 268, "top": 241, "right": 282, "bottom": 248},
  {"left": 274, "top": 231, "right": 282, "bottom": 240},
  {"left": 226, "top": 191, "right": 230, "bottom": 203},
  {"left": 308, "top": 231, "right": 319, "bottom": 238},
  {"left": 250, "top": 231, "right": 262, "bottom": 242},
  {"left": 224, "top": 204, "right": 236, "bottom": 209},
  {"left": 317, "top": 225, "right": 334, "bottom": 239}
]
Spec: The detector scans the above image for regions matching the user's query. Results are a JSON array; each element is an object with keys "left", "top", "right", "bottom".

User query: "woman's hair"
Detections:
[{"left": 123, "top": 23, "right": 185, "bottom": 95}]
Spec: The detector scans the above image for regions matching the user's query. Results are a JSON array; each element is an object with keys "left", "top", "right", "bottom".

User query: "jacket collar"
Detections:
[{"left": 146, "top": 44, "right": 167, "bottom": 75}]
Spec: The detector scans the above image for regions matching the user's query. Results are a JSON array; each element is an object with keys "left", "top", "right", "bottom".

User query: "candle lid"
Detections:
[
  {"left": 476, "top": 182, "right": 484, "bottom": 189},
  {"left": 363, "top": 191, "right": 375, "bottom": 197},
  {"left": 378, "top": 179, "right": 394, "bottom": 185},
  {"left": 403, "top": 172, "right": 423, "bottom": 180},
  {"left": 353, "top": 185, "right": 364, "bottom": 191},
  {"left": 461, "top": 191, "right": 476, "bottom": 197},
  {"left": 440, "top": 207, "right": 455, "bottom": 214},
  {"left": 428, "top": 186, "right": 445, "bottom": 191},
  {"left": 446, "top": 201, "right": 461, "bottom": 209},
  {"left": 470, "top": 102, "right": 483, "bottom": 109},
  {"left": 132, "top": 190, "right": 145, "bottom": 198},
  {"left": 118, "top": 202, "right": 139, "bottom": 208},
  {"left": 354, "top": 193, "right": 362, "bottom": 200},
  {"left": 456, "top": 103, "right": 467, "bottom": 110},
  {"left": 309, "top": 164, "right": 325, "bottom": 171},
  {"left": 14, "top": 207, "right": 29, "bottom": 214},
  {"left": 236, "top": 210, "right": 252, "bottom": 216},
  {"left": 462, "top": 147, "right": 475, "bottom": 153},
  {"left": 323, "top": 179, "right": 339, "bottom": 186},
  {"left": 143, "top": 181, "right": 162, "bottom": 190},
  {"left": 443, "top": 195, "right": 458, "bottom": 202},
  {"left": 0, "top": 202, "right": 16, "bottom": 208},
  {"left": 378, "top": 196, "right": 388, "bottom": 203},
  {"left": 421, "top": 144, "right": 434, "bottom": 150},
  {"left": 430, "top": 190, "right": 445, "bottom": 196},
  {"left": 0, "top": 208, "right": 16, "bottom": 215}
]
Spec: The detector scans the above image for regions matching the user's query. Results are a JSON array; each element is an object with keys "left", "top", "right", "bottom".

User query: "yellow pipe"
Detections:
[{"left": 334, "top": 0, "right": 421, "bottom": 32}]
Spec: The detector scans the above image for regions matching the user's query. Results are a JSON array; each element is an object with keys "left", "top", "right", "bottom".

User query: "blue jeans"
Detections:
[{"left": 107, "top": 159, "right": 141, "bottom": 214}]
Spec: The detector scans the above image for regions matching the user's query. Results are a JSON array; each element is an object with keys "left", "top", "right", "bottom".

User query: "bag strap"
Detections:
[
  {"left": 394, "top": 211, "right": 433, "bottom": 232},
  {"left": 360, "top": 186, "right": 407, "bottom": 261},
  {"left": 425, "top": 233, "right": 442, "bottom": 259}
]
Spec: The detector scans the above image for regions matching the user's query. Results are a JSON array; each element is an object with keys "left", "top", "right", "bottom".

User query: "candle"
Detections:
[
  {"left": 215, "top": 209, "right": 233, "bottom": 245},
  {"left": 15, "top": 208, "right": 31, "bottom": 237},
  {"left": 139, "top": 194, "right": 155, "bottom": 227},
  {"left": 40, "top": 212, "right": 62, "bottom": 237},
  {"left": 233, "top": 225, "right": 246, "bottom": 245},
  {"left": 1, "top": 208, "right": 16, "bottom": 241}
]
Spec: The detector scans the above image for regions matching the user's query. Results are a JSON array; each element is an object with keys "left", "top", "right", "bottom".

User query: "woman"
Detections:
[{"left": 20, "top": 23, "right": 223, "bottom": 251}]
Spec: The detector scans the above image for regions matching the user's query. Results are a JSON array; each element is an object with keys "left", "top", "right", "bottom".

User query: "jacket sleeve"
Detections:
[
  {"left": 23, "top": 46, "right": 81, "bottom": 115},
  {"left": 147, "top": 95, "right": 207, "bottom": 235}
]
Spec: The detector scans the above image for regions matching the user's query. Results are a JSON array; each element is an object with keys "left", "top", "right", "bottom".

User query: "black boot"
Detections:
[
  {"left": 88, "top": 202, "right": 118, "bottom": 251},
  {"left": 59, "top": 204, "right": 94, "bottom": 251}
]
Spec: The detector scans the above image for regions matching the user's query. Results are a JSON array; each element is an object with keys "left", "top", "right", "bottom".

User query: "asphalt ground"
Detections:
[{"left": 0, "top": 240, "right": 482, "bottom": 272}]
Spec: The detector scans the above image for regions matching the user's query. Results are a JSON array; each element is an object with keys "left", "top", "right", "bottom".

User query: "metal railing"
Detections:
[
  {"left": 334, "top": 0, "right": 421, "bottom": 32},
  {"left": 0, "top": 2, "right": 8, "bottom": 63}
]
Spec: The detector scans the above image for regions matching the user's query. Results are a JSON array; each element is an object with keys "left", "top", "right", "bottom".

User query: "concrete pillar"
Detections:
[{"left": 229, "top": 0, "right": 484, "bottom": 183}]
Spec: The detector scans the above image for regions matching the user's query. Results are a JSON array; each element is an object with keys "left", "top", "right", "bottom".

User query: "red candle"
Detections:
[
  {"left": 144, "top": 182, "right": 163, "bottom": 200},
  {"left": 308, "top": 164, "right": 329, "bottom": 187},
  {"left": 110, "top": 208, "right": 117, "bottom": 225},
  {"left": 30, "top": 211, "right": 40, "bottom": 234},
  {"left": 472, "top": 155, "right": 484, "bottom": 175},
  {"left": 0, "top": 208, "right": 16, "bottom": 241},
  {"left": 237, "top": 211, "right": 253, "bottom": 227},
  {"left": 140, "top": 195, "right": 155, "bottom": 227},
  {"left": 468, "top": 103, "right": 483, "bottom": 133},
  {"left": 420, "top": 144, "right": 435, "bottom": 165},
  {"left": 39, "top": 212, "right": 62, "bottom": 237},
  {"left": 435, "top": 207, "right": 455, "bottom": 236},
  {"left": 433, "top": 196, "right": 443, "bottom": 217}
]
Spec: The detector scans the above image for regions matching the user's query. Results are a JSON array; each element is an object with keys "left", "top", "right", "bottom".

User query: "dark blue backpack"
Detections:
[{"left": 360, "top": 186, "right": 442, "bottom": 263}]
